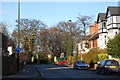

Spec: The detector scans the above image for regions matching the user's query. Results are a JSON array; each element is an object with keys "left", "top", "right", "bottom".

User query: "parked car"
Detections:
[
  {"left": 55, "top": 60, "right": 66, "bottom": 65},
  {"left": 73, "top": 60, "right": 88, "bottom": 70},
  {"left": 96, "top": 59, "right": 120, "bottom": 74}
]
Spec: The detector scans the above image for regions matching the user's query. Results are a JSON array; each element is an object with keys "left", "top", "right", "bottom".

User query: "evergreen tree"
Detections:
[{"left": 106, "top": 33, "right": 120, "bottom": 58}]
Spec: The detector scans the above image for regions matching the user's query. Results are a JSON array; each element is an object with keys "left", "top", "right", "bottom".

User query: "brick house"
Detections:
[
  {"left": 89, "top": 21, "right": 99, "bottom": 49},
  {"left": 78, "top": 6, "right": 120, "bottom": 56}
]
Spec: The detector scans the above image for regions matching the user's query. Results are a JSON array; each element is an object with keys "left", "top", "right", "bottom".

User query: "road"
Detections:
[
  {"left": 36, "top": 64, "right": 120, "bottom": 80},
  {"left": 2, "top": 64, "right": 120, "bottom": 80}
]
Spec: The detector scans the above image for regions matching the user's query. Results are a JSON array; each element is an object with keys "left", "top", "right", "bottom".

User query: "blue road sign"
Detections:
[{"left": 16, "top": 47, "right": 21, "bottom": 52}]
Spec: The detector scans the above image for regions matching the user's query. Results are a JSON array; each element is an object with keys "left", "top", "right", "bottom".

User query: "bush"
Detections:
[
  {"left": 98, "top": 54, "right": 108, "bottom": 61},
  {"left": 82, "top": 48, "right": 108, "bottom": 64},
  {"left": 92, "top": 54, "right": 98, "bottom": 64}
]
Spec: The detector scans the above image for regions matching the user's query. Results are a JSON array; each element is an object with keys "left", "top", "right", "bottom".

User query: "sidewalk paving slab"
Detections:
[{"left": 2, "top": 65, "right": 42, "bottom": 80}]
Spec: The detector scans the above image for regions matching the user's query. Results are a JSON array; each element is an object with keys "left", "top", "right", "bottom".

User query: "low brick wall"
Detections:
[{"left": 2, "top": 56, "right": 17, "bottom": 75}]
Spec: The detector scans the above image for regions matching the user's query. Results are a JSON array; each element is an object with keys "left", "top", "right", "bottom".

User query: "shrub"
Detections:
[
  {"left": 82, "top": 48, "right": 108, "bottom": 64},
  {"left": 98, "top": 54, "right": 108, "bottom": 61},
  {"left": 92, "top": 54, "right": 98, "bottom": 64}
]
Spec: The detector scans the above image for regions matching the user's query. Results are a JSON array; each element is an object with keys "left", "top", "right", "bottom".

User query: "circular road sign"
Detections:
[{"left": 16, "top": 47, "right": 21, "bottom": 52}]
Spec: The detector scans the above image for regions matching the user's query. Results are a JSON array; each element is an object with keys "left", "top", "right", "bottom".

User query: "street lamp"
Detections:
[
  {"left": 17, "top": 0, "right": 20, "bottom": 71},
  {"left": 118, "top": 1, "right": 120, "bottom": 33}
]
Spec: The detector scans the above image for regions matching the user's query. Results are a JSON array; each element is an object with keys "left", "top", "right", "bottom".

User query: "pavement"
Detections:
[{"left": 2, "top": 65, "right": 42, "bottom": 80}]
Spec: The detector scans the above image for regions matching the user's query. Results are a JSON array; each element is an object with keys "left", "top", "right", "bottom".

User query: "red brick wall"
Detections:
[
  {"left": 89, "top": 21, "right": 98, "bottom": 48},
  {"left": 89, "top": 21, "right": 98, "bottom": 35}
]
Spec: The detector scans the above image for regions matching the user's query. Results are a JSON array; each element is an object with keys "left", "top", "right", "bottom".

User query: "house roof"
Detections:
[
  {"left": 89, "top": 33, "right": 99, "bottom": 41},
  {"left": 106, "top": 6, "right": 120, "bottom": 17},
  {"left": 79, "top": 35, "right": 91, "bottom": 41},
  {"left": 97, "top": 13, "right": 107, "bottom": 23}
]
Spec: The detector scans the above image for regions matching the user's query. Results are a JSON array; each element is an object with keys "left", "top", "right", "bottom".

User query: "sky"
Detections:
[{"left": 1, "top": 2, "right": 119, "bottom": 33}]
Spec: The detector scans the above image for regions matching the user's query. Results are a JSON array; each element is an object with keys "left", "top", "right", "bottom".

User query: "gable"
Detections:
[
  {"left": 107, "top": 10, "right": 111, "bottom": 18},
  {"left": 98, "top": 17, "right": 101, "bottom": 23}
]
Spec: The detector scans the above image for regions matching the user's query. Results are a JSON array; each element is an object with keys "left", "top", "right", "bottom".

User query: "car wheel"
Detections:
[
  {"left": 96, "top": 69, "right": 100, "bottom": 74},
  {"left": 73, "top": 66, "right": 76, "bottom": 69},
  {"left": 101, "top": 69, "right": 105, "bottom": 74}
]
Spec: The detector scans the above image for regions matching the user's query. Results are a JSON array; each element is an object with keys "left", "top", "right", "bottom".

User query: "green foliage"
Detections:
[
  {"left": 106, "top": 33, "right": 120, "bottom": 58},
  {"left": 33, "top": 53, "right": 39, "bottom": 59},
  {"left": 66, "top": 40, "right": 73, "bottom": 57},
  {"left": 50, "top": 57, "right": 54, "bottom": 64},
  {"left": 71, "top": 54, "right": 77, "bottom": 63},
  {"left": 92, "top": 54, "right": 98, "bottom": 64},
  {"left": 98, "top": 54, "right": 108, "bottom": 61},
  {"left": 39, "top": 57, "right": 48, "bottom": 64}
]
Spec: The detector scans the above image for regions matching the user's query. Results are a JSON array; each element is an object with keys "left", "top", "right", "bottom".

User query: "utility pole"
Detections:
[{"left": 17, "top": 0, "right": 20, "bottom": 71}]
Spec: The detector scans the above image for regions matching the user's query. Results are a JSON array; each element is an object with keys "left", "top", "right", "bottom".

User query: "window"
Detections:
[
  {"left": 81, "top": 44, "right": 83, "bottom": 49},
  {"left": 85, "top": 43, "right": 89, "bottom": 48},
  {"left": 116, "top": 16, "right": 120, "bottom": 23},
  {"left": 117, "top": 24, "right": 120, "bottom": 28},
  {"left": 105, "top": 39, "right": 107, "bottom": 44},
  {"left": 77, "top": 61, "right": 85, "bottom": 64},
  {"left": 106, "top": 61, "right": 119, "bottom": 65},
  {"left": 99, "top": 61, "right": 104, "bottom": 65},
  {"left": 105, "top": 35, "right": 106, "bottom": 38},
  {"left": 103, "top": 22, "right": 106, "bottom": 28}
]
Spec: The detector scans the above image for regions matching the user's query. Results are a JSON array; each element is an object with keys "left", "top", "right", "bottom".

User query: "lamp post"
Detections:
[
  {"left": 68, "top": 20, "right": 72, "bottom": 64},
  {"left": 118, "top": 1, "right": 120, "bottom": 33},
  {"left": 17, "top": 0, "right": 20, "bottom": 71}
]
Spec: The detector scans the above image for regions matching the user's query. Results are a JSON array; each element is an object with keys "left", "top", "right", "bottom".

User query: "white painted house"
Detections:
[
  {"left": 97, "top": 13, "right": 108, "bottom": 49},
  {"left": 78, "top": 40, "right": 90, "bottom": 54},
  {"left": 106, "top": 6, "right": 120, "bottom": 39},
  {"left": 77, "top": 6, "right": 120, "bottom": 56},
  {"left": 97, "top": 6, "right": 120, "bottom": 49}
]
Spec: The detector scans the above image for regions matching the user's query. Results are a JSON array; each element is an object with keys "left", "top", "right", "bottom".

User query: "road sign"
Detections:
[{"left": 16, "top": 47, "right": 21, "bottom": 52}]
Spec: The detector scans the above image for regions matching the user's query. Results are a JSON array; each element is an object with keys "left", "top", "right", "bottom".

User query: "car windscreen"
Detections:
[
  {"left": 77, "top": 61, "right": 85, "bottom": 64},
  {"left": 106, "top": 60, "right": 119, "bottom": 65}
]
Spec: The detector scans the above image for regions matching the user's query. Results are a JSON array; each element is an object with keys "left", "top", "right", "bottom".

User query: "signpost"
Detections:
[
  {"left": 16, "top": 47, "right": 21, "bottom": 71},
  {"left": 16, "top": 47, "right": 21, "bottom": 53}
]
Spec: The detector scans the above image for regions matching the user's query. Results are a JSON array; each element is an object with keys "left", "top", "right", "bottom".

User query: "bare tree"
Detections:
[
  {"left": 12, "top": 19, "right": 47, "bottom": 53},
  {"left": 77, "top": 14, "right": 93, "bottom": 37},
  {"left": 39, "top": 27, "right": 66, "bottom": 58},
  {"left": 57, "top": 20, "right": 82, "bottom": 57}
]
